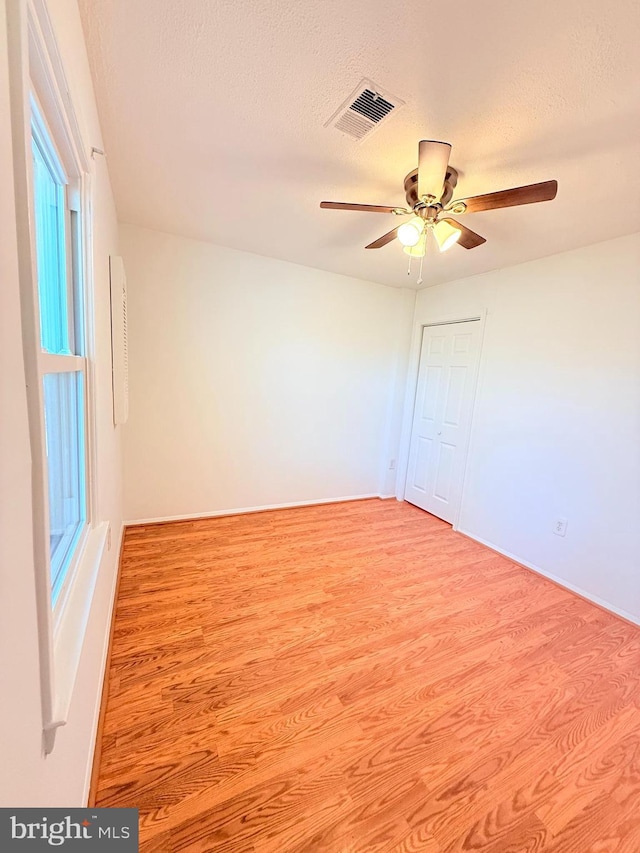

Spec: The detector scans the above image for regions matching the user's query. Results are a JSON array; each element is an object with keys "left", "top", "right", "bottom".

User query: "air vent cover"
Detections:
[
  {"left": 326, "top": 79, "right": 404, "bottom": 141},
  {"left": 109, "top": 255, "right": 128, "bottom": 426}
]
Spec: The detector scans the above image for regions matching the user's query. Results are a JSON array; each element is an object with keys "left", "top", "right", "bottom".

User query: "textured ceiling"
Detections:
[{"left": 78, "top": 0, "right": 640, "bottom": 289}]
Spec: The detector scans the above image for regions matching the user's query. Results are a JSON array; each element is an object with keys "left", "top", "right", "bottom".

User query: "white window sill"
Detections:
[{"left": 44, "top": 522, "right": 108, "bottom": 751}]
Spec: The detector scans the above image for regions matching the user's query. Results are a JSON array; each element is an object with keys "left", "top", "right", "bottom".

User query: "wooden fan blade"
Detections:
[
  {"left": 320, "top": 201, "right": 408, "bottom": 214},
  {"left": 451, "top": 180, "right": 558, "bottom": 214},
  {"left": 442, "top": 218, "right": 486, "bottom": 250},
  {"left": 418, "top": 140, "right": 452, "bottom": 202},
  {"left": 365, "top": 226, "right": 401, "bottom": 249}
]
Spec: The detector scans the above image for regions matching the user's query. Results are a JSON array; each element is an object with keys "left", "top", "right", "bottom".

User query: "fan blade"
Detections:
[
  {"left": 418, "top": 140, "right": 452, "bottom": 202},
  {"left": 320, "top": 201, "right": 408, "bottom": 214},
  {"left": 451, "top": 180, "right": 558, "bottom": 214},
  {"left": 365, "top": 226, "right": 401, "bottom": 249},
  {"left": 442, "top": 218, "right": 486, "bottom": 250}
]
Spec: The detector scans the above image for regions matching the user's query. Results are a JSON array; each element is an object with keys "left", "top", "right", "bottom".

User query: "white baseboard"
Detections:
[
  {"left": 126, "top": 494, "right": 384, "bottom": 527},
  {"left": 457, "top": 526, "right": 640, "bottom": 627},
  {"left": 82, "top": 521, "right": 124, "bottom": 805}
]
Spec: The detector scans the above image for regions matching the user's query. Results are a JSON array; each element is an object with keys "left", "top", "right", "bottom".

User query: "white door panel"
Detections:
[
  {"left": 443, "top": 365, "right": 466, "bottom": 426},
  {"left": 405, "top": 321, "right": 481, "bottom": 523},
  {"left": 421, "top": 365, "right": 442, "bottom": 422}
]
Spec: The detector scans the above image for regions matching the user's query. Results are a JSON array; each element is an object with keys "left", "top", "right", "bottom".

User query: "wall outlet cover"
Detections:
[{"left": 553, "top": 518, "right": 568, "bottom": 537}]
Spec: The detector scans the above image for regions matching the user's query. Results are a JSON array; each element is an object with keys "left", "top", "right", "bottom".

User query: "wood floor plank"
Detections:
[{"left": 94, "top": 499, "right": 640, "bottom": 851}]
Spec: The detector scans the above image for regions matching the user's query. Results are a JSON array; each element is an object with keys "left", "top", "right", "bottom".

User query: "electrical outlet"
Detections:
[
  {"left": 389, "top": 459, "right": 396, "bottom": 470},
  {"left": 553, "top": 518, "right": 568, "bottom": 537},
  {"left": 107, "top": 523, "right": 112, "bottom": 550}
]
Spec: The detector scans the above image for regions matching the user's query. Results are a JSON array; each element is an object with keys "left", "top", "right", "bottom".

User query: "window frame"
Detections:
[
  {"left": 8, "top": 0, "right": 104, "bottom": 754},
  {"left": 30, "top": 91, "right": 91, "bottom": 615}
]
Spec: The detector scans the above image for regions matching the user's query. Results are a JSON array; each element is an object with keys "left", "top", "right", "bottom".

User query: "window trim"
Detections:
[
  {"left": 31, "top": 93, "right": 92, "bottom": 614},
  {"left": 8, "top": 0, "right": 105, "bottom": 754}
]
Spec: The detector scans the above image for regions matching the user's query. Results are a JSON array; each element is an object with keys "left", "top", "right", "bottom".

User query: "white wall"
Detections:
[
  {"left": 120, "top": 224, "right": 415, "bottom": 522},
  {"left": 0, "top": 0, "right": 123, "bottom": 805},
  {"left": 400, "top": 233, "right": 640, "bottom": 623}
]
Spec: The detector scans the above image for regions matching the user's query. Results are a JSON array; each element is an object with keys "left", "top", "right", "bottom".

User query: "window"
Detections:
[
  {"left": 8, "top": 0, "right": 105, "bottom": 753},
  {"left": 31, "top": 102, "right": 89, "bottom": 608}
]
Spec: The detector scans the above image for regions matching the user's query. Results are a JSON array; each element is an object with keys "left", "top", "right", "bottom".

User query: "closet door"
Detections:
[{"left": 405, "top": 321, "right": 481, "bottom": 523}]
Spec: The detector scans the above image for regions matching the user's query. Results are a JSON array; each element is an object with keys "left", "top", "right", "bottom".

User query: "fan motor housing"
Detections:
[{"left": 404, "top": 166, "right": 458, "bottom": 210}]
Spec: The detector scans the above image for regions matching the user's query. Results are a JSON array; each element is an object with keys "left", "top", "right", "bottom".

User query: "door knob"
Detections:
[{"left": 437, "top": 431, "right": 442, "bottom": 436}]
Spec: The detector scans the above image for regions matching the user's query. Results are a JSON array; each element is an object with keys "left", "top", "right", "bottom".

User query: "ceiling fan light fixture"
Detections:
[
  {"left": 433, "top": 219, "right": 462, "bottom": 252},
  {"left": 397, "top": 217, "right": 424, "bottom": 247},
  {"left": 403, "top": 232, "right": 427, "bottom": 258}
]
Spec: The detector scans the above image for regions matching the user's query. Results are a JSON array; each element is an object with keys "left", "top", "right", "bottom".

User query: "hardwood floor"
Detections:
[{"left": 95, "top": 499, "right": 640, "bottom": 852}]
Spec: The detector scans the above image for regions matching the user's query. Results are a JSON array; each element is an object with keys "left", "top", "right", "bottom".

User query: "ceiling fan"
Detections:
[{"left": 320, "top": 140, "right": 557, "bottom": 266}]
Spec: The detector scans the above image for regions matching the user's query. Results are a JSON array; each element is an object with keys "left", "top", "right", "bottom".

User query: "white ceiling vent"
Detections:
[{"left": 326, "top": 79, "right": 404, "bottom": 142}]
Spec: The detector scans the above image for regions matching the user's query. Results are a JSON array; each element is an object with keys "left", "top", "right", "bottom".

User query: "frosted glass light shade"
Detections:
[
  {"left": 397, "top": 217, "right": 424, "bottom": 247},
  {"left": 403, "top": 233, "right": 427, "bottom": 257},
  {"left": 433, "top": 219, "right": 461, "bottom": 252}
]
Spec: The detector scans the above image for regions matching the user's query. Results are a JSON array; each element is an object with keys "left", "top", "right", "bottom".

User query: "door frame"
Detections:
[{"left": 396, "top": 309, "right": 487, "bottom": 530}]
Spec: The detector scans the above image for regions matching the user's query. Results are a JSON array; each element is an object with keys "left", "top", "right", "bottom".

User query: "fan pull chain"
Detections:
[
  {"left": 417, "top": 248, "right": 425, "bottom": 285},
  {"left": 407, "top": 254, "right": 413, "bottom": 277}
]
